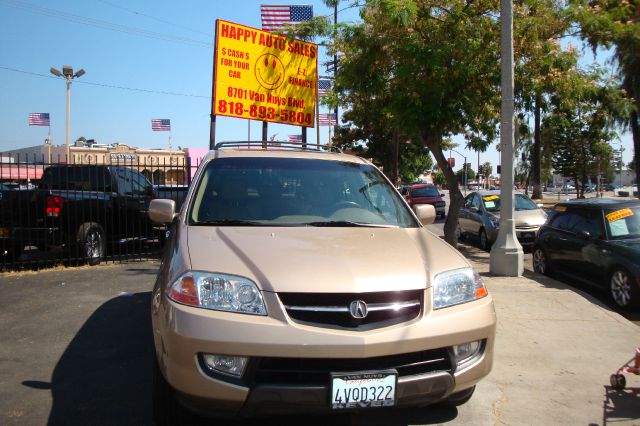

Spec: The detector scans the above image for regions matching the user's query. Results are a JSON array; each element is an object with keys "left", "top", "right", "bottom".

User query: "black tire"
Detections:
[
  {"left": 479, "top": 229, "right": 490, "bottom": 251},
  {"left": 609, "top": 267, "right": 640, "bottom": 309},
  {"left": 440, "top": 385, "right": 475, "bottom": 407},
  {"left": 76, "top": 223, "right": 105, "bottom": 266},
  {"left": 610, "top": 373, "right": 626, "bottom": 390},
  {"left": 532, "top": 246, "right": 552, "bottom": 277}
]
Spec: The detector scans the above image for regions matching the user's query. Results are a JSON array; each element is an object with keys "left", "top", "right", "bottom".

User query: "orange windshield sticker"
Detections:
[
  {"left": 606, "top": 208, "right": 633, "bottom": 223},
  {"left": 483, "top": 195, "right": 498, "bottom": 201},
  {"left": 554, "top": 206, "right": 567, "bottom": 212}
]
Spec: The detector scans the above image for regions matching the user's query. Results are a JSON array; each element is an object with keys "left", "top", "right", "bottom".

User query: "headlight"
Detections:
[
  {"left": 433, "top": 268, "right": 488, "bottom": 309},
  {"left": 168, "top": 271, "right": 267, "bottom": 315}
]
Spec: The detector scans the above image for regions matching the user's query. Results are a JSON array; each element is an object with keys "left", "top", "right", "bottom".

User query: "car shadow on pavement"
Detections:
[
  {"left": 39, "top": 287, "right": 461, "bottom": 426},
  {"left": 602, "top": 386, "right": 640, "bottom": 425},
  {"left": 192, "top": 405, "right": 458, "bottom": 426},
  {"left": 45, "top": 291, "right": 154, "bottom": 426}
]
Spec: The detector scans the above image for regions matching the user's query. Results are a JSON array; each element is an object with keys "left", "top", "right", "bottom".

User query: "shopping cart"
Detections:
[{"left": 610, "top": 347, "right": 640, "bottom": 390}]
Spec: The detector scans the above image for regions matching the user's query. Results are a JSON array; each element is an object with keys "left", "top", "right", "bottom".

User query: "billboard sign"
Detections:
[{"left": 213, "top": 19, "right": 318, "bottom": 127}]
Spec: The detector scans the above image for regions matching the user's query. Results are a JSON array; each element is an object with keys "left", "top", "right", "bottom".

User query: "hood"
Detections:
[
  {"left": 489, "top": 208, "right": 547, "bottom": 227},
  {"left": 186, "top": 226, "right": 468, "bottom": 293}
]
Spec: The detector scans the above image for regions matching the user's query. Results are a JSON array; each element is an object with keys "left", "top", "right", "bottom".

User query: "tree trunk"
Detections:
[
  {"left": 393, "top": 129, "right": 400, "bottom": 186},
  {"left": 422, "top": 133, "right": 461, "bottom": 247},
  {"left": 532, "top": 94, "right": 543, "bottom": 200}
]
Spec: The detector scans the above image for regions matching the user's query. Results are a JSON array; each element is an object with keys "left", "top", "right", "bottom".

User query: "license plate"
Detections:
[{"left": 330, "top": 370, "right": 397, "bottom": 409}]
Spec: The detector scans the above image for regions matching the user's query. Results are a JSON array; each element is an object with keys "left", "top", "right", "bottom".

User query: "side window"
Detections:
[
  {"left": 572, "top": 210, "right": 602, "bottom": 238},
  {"left": 464, "top": 194, "right": 474, "bottom": 208},
  {"left": 471, "top": 194, "right": 481, "bottom": 210},
  {"left": 549, "top": 211, "right": 581, "bottom": 231},
  {"left": 115, "top": 168, "right": 150, "bottom": 196}
]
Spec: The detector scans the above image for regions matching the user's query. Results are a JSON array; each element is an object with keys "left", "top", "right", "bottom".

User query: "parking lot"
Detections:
[{"left": 1, "top": 242, "right": 639, "bottom": 425}]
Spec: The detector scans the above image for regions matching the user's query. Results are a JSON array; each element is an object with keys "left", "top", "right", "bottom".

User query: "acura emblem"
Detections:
[{"left": 349, "top": 300, "right": 368, "bottom": 319}]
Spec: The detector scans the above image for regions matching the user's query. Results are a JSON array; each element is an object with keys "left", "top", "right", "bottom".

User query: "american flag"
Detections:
[
  {"left": 151, "top": 119, "right": 171, "bottom": 131},
  {"left": 318, "top": 113, "right": 337, "bottom": 126},
  {"left": 318, "top": 79, "right": 331, "bottom": 96},
  {"left": 288, "top": 134, "right": 302, "bottom": 142},
  {"left": 28, "top": 113, "right": 50, "bottom": 126},
  {"left": 261, "top": 4, "right": 313, "bottom": 31}
]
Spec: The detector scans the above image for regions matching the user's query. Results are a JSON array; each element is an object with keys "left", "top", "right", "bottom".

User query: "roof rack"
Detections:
[{"left": 214, "top": 141, "right": 342, "bottom": 153}]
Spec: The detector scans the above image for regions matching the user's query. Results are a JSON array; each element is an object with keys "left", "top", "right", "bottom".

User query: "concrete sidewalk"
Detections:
[
  {"left": 452, "top": 245, "right": 640, "bottom": 425},
  {"left": 0, "top": 254, "right": 639, "bottom": 425}
]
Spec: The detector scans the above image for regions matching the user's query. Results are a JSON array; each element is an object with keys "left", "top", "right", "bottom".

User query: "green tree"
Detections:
[
  {"left": 456, "top": 166, "right": 475, "bottom": 186},
  {"left": 324, "top": 0, "right": 502, "bottom": 245},
  {"left": 570, "top": 0, "right": 640, "bottom": 197},
  {"left": 543, "top": 68, "right": 627, "bottom": 197},
  {"left": 514, "top": 0, "right": 576, "bottom": 199}
]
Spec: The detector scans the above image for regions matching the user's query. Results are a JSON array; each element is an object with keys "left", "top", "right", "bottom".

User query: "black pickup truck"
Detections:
[{"left": 0, "top": 165, "right": 155, "bottom": 265}]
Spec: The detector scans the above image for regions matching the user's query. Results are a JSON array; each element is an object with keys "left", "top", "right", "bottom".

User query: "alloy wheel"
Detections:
[
  {"left": 533, "top": 248, "right": 547, "bottom": 275},
  {"left": 610, "top": 269, "right": 632, "bottom": 308},
  {"left": 85, "top": 229, "right": 103, "bottom": 258}
]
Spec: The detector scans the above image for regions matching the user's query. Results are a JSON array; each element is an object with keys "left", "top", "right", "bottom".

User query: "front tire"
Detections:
[
  {"left": 76, "top": 223, "right": 105, "bottom": 266},
  {"left": 532, "top": 247, "right": 552, "bottom": 276},
  {"left": 479, "top": 229, "right": 490, "bottom": 251},
  {"left": 610, "top": 267, "right": 640, "bottom": 309}
]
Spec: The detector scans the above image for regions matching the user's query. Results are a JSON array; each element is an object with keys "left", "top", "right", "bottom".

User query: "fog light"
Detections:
[
  {"left": 453, "top": 340, "right": 482, "bottom": 366},
  {"left": 202, "top": 354, "right": 248, "bottom": 378}
]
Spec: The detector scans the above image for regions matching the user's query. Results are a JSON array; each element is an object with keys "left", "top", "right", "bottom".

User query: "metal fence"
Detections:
[{"left": 0, "top": 153, "right": 198, "bottom": 271}]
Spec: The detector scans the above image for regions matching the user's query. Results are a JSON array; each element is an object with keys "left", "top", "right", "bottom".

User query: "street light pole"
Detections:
[
  {"left": 490, "top": 0, "right": 523, "bottom": 276},
  {"left": 50, "top": 66, "right": 85, "bottom": 163}
]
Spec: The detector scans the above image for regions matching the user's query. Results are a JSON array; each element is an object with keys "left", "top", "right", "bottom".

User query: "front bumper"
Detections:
[
  {"left": 487, "top": 227, "right": 539, "bottom": 247},
  {"left": 152, "top": 290, "right": 496, "bottom": 417},
  {"left": 515, "top": 227, "right": 539, "bottom": 246}
]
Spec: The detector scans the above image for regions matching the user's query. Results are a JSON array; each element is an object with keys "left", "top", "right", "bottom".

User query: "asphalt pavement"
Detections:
[{"left": 1, "top": 244, "right": 639, "bottom": 425}]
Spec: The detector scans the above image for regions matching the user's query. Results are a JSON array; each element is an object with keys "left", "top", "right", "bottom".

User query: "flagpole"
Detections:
[
  {"left": 316, "top": 88, "right": 320, "bottom": 147},
  {"left": 47, "top": 126, "right": 51, "bottom": 164}
]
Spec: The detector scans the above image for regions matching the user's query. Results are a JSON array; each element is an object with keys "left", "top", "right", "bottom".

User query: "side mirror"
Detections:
[
  {"left": 414, "top": 204, "right": 436, "bottom": 225},
  {"left": 577, "top": 230, "right": 591, "bottom": 240},
  {"left": 149, "top": 199, "right": 177, "bottom": 224}
]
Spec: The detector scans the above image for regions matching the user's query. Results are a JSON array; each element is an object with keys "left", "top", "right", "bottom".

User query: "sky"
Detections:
[{"left": 0, "top": 0, "right": 634, "bottom": 173}]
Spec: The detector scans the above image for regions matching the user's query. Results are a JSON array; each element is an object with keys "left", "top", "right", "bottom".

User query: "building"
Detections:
[{"left": 1, "top": 141, "right": 189, "bottom": 185}]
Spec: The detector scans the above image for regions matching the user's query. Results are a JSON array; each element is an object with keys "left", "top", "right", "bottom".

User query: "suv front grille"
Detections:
[
  {"left": 279, "top": 290, "right": 423, "bottom": 330},
  {"left": 250, "top": 348, "right": 452, "bottom": 386}
]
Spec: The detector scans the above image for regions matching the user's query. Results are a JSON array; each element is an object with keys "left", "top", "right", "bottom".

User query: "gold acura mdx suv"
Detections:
[{"left": 149, "top": 142, "right": 496, "bottom": 423}]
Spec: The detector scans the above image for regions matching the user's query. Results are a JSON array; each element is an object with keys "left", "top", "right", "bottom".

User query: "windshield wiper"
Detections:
[
  {"left": 193, "top": 219, "right": 263, "bottom": 226},
  {"left": 306, "top": 220, "right": 398, "bottom": 228}
]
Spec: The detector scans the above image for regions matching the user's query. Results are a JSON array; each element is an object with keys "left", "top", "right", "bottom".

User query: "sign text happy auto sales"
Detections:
[{"left": 213, "top": 20, "right": 318, "bottom": 127}]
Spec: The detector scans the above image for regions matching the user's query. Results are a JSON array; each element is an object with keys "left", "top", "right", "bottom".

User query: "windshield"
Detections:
[
  {"left": 481, "top": 194, "right": 538, "bottom": 213},
  {"left": 189, "top": 157, "right": 417, "bottom": 228},
  {"left": 410, "top": 186, "right": 440, "bottom": 197},
  {"left": 605, "top": 207, "right": 640, "bottom": 239}
]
